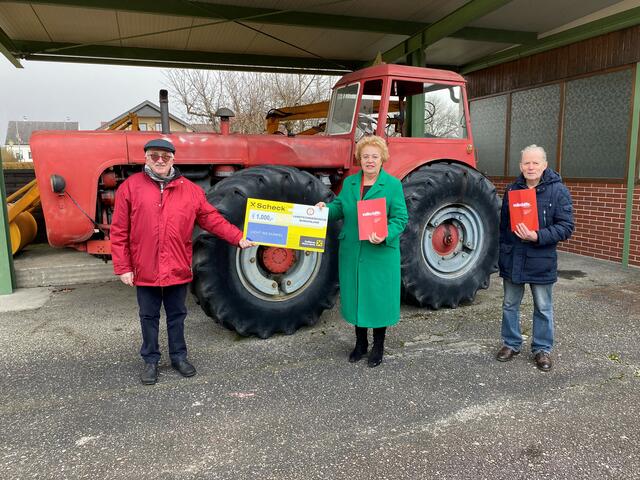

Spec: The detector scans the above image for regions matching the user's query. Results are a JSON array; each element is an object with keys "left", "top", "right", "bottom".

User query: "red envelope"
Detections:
[
  {"left": 357, "top": 198, "right": 388, "bottom": 240},
  {"left": 508, "top": 189, "right": 539, "bottom": 232}
]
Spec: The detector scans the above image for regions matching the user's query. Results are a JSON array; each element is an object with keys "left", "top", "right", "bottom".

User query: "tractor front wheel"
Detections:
[
  {"left": 191, "top": 166, "right": 339, "bottom": 338},
  {"left": 400, "top": 162, "right": 500, "bottom": 308}
]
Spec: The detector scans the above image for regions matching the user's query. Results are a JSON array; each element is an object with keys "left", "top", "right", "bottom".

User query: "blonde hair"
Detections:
[{"left": 355, "top": 135, "right": 389, "bottom": 163}]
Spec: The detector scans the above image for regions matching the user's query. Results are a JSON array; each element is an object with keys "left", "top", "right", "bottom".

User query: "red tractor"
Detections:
[{"left": 31, "top": 64, "right": 499, "bottom": 338}]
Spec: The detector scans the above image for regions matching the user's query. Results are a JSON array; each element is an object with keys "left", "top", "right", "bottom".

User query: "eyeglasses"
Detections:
[{"left": 146, "top": 152, "right": 174, "bottom": 162}]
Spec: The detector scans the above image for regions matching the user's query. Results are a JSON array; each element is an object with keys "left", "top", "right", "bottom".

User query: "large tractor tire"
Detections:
[
  {"left": 400, "top": 162, "right": 500, "bottom": 309},
  {"left": 191, "top": 166, "right": 339, "bottom": 338}
]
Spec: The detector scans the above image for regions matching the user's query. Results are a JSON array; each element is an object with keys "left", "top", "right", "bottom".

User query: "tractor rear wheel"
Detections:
[
  {"left": 191, "top": 166, "right": 339, "bottom": 338},
  {"left": 400, "top": 162, "right": 500, "bottom": 308}
]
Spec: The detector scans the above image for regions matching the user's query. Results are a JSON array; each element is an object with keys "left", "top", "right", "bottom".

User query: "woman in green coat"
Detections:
[{"left": 316, "top": 135, "right": 408, "bottom": 367}]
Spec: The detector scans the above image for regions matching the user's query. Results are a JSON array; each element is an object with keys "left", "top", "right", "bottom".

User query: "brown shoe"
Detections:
[
  {"left": 496, "top": 346, "right": 520, "bottom": 362},
  {"left": 534, "top": 352, "right": 552, "bottom": 372}
]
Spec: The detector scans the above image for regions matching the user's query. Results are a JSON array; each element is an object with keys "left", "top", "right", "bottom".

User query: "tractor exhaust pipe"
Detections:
[
  {"left": 215, "top": 107, "right": 235, "bottom": 136},
  {"left": 159, "top": 89, "right": 170, "bottom": 134}
]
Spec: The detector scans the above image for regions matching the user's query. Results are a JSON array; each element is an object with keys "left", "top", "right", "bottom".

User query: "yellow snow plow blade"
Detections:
[{"left": 7, "top": 179, "right": 40, "bottom": 254}]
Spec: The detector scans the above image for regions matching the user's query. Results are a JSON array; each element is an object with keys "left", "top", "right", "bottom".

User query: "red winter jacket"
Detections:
[{"left": 111, "top": 171, "right": 242, "bottom": 286}]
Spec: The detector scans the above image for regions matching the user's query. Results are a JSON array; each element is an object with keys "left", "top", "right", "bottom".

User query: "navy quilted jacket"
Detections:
[{"left": 498, "top": 168, "right": 574, "bottom": 284}]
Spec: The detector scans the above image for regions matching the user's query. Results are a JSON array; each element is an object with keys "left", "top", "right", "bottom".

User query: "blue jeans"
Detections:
[
  {"left": 501, "top": 278, "right": 554, "bottom": 354},
  {"left": 136, "top": 284, "right": 189, "bottom": 364}
]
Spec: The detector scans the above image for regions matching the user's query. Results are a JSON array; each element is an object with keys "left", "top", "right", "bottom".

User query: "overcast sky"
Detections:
[{"left": 0, "top": 60, "right": 174, "bottom": 142}]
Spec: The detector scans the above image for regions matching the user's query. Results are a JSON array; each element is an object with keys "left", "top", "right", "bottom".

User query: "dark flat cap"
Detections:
[{"left": 144, "top": 138, "right": 175, "bottom": 153}]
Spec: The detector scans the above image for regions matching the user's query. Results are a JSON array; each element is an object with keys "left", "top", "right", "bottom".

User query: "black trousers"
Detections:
[{"left": 136, "top": 284, "right": 189, "bottom": 364}]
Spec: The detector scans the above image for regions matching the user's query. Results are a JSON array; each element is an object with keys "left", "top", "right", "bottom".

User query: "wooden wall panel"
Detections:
[{"left": 467, "top": 26, "right": 640, "bottom": 98}]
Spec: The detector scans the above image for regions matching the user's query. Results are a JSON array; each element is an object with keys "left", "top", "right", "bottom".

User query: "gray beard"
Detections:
[{"left": 144, "top": 164, "right": 176, "bottom": 183}]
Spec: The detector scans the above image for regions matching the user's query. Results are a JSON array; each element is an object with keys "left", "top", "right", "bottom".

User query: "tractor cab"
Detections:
[{"left": 325, "top": 64, "right": 475, "bottom": 177}]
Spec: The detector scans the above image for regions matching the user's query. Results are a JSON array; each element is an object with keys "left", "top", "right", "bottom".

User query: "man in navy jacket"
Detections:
[{"left": 496, "top": 145, "right": 574, "bottom": 371}]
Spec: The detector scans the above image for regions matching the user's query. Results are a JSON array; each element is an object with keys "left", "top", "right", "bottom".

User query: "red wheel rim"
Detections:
[
  {"left": 431, "top": 223, "right": 459, "bottom": 256},
  {"left": 261, "top": 247, "right": 296, "bottom": 273}
]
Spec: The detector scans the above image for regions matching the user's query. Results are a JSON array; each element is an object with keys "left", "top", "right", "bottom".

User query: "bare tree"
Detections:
[
  {"left": 424, "top": 86, "right": 466, "bottom": 139},
  {"left": 165, "top": 70, "right": 222, "bottom": 129},
  {"left": 425, "top": 96, "right": 464, "bottom": 138},
  {"left": 164, "top": 69, "right": 336, "bottom": 134}
]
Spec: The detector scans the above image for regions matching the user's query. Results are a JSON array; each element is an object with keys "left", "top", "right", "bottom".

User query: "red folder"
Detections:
[
  {"left": 508, "top": 189, "right": 539, "bottom": 232},
  {"left": 357, "top": 198, "right": 388, "bottom": 240}
]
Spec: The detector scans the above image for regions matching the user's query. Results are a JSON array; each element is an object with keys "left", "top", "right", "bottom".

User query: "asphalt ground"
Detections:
[{"left": 1, "top": 252, "right": 639, "bottom": 479}]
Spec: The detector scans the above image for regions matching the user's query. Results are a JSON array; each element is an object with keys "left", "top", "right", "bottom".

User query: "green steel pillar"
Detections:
[
  {"left": 0, "top": 152, "right": 15, "bottom": 294},
  {"left": 622, "top": 63, "right": 640, "bottom": 267},
  {"left": 407, "top": 49, "right": 426, "bottom": 138}
]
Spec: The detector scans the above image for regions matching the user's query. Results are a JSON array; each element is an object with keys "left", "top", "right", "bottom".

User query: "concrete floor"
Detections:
[{"left": 0, "top": 252, "right": 639, "bottom": 479}]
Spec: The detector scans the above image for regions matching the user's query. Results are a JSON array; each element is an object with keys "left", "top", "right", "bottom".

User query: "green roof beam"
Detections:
[
  {"left": 381, "top": 0, "right": 515, "bottom": 64},
  {"left": 19, "top": 54, "right": 358, "bottom": 75},
  {"left": 452, "top": 26, "right": 536, "bottom": 44},
  {"left": 0, "top": 26, "right": 22, "bottom": 68},
  {"left": 11, "top": 40, "right": 362, "bottom": 73},
  {"left": 461, "top": 6, "right": 640, "bottom": 74},
  {"left": 622, "top": 63, "right": 640, "bottom": 267},
  {"left": 0, "top": 153, "right": 16, "bottom": 295}
]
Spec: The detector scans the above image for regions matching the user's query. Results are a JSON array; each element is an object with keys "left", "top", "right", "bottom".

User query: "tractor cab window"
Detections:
[
  {"left": 326, "top": 83, "right": 360, "bottom": 135},
  {"left": 390, "top": 80, "right": 467, "bottom": 139},
  {"left": 356, "top": 79, "right": 403, "bottom": 141},
  {"left": 356, "top": 80, "right": 382, "bottom": 141}
]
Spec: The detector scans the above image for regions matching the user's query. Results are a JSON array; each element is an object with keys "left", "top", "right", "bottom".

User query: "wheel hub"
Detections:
[
  {"left": 422, "top": 204, "right": 484, "bottom": 277},
  {"left": 261, "top": 247, "right": 296, "bottom": 273},
  {"left": 431, "top": 223, "right": 460, "bottom": 256},
  {"left": 236, "top": 247, "right": 322, "bottom": 299}
]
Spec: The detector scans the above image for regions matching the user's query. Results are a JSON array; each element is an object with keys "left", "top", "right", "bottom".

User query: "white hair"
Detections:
[{"left": 520, "top": 144, "right": 547, "bottom": 163}]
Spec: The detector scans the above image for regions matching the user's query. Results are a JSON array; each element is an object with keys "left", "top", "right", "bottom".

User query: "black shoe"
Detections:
[
  {"left": 140, "top": 363, "right": 158, "bottom": 385},
  {"left": 534, "top": 352, "right": 552, "bottom": 372},
  {"left": 172, "top": 359, "right": 197, "bottom": 377},
  {"left": 368, "top": 327, "right": 386, "bottom": 368},
  {"left": 349, "top": 327, "right": 368, "bottom": 363},
  {"left": 349, "top": 345, "right": 368, "bottom": 363},
  {"left": 496, "top": 346, "right": 520, "bottom": 362}
]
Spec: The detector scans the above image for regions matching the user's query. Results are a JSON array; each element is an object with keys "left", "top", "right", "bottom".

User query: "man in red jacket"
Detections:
[{"left": 111, "top": 138, "right": 254, "bottom": 385}]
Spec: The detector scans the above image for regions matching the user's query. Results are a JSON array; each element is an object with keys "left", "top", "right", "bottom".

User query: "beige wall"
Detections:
[{"left": 137, "top": 117, "right": 191, "bottom": 132}]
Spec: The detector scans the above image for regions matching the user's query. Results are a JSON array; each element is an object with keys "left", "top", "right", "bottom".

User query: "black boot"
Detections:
[
  {"left": 368, "top": 327, "right": 386, "bottom": 368},
  {"left": 349, "top": 327, "right": 368, "bottom": 363},
  {"left": 140, "top": 363, "right": 158, "bottom": 385}
]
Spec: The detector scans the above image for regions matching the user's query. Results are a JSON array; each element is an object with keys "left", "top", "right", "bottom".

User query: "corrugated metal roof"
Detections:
[{"left": 0, "top": 1, "right": 636, "bottom": 73}]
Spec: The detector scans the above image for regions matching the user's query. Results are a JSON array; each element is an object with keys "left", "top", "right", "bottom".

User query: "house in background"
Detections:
[
  {"left": 4, "top": 120, "right": 78, "bottom": 162},
  {"left": 98, "top": 100, "right": 193, "bottom": 132}
]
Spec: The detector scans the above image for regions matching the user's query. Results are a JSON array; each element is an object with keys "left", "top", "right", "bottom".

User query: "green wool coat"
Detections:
[{"left": 327, "top": 169, "right": 408, "bottom": 328}]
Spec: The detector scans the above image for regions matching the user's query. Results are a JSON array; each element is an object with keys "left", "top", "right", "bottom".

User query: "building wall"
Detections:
[
  {"left": 4, "top": 145, "right": 31, "bottom": 162},
  {"left": 468, "top": 25, "right": 640, "bottom": 267},
  {"left": 491, "top": 178, "right": 640, "bottom": 267},
  {"left": 137, "top": 117, "right": 191, "bottom": 132}
]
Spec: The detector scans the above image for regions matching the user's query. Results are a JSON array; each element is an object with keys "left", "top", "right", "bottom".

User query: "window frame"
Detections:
[
  {"left": 326, "top": 82, "right": 361, "bottom": 136},
  {"left": 469, "top": 64, "right": 636, "bottom": 183}
]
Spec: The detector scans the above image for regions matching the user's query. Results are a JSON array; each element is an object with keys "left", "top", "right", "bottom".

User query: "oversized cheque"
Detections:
[{"left": 243, "top": 198, "right": 329, "bottom": 252}]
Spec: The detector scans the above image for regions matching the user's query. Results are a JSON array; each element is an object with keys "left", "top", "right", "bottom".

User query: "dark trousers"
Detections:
[{"left": 136, "top": 284, "right": 189, "bottom": 364}]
